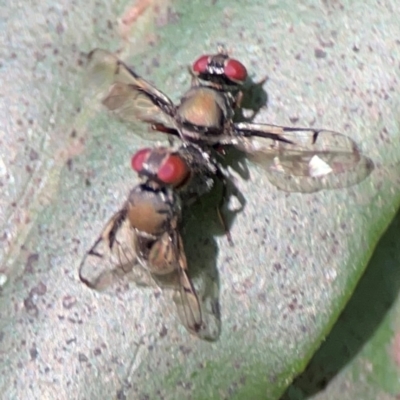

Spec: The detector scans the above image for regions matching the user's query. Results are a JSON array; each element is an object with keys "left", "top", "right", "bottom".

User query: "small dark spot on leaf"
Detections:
[
  {"left": 233, "top": 361, "right": 241, "bottom": 369},
  {"left": 93, "top": 348, "right": 102, "bottom": 356},
  {"left": 352, "top": 44, "right": 360, "bottom": 52},
  {"left": 159, "top": 325, "right": 168, "bottom": 338},
  {"left": 78, "top": 353, "right": 88, "bottom": 362},
  {"left": 70, "top": 129, "right": 77, "bottom": 138},
  {"left": 181, "top": 380, "right": 193, "bottom": 390},
  {"left": 257, "top": 292, "right": 267, "bottom": 302},
  {"left": 116, "top": 389, "right": 127, "bottom": 400},
  {"left": 273, "top": 262, "right": 282, "bottom": 272},
  {"left": 31, "top": 281, "right": 47, "bottom": 296},
  {"left": 197, "top": 361, "right": 206, "bottom": 369},
  {"left": 66, "top": 337, "right": 76, "bottom": 345},
  {"left": 29, "top": 149, "right": 39, "bottom": 161},
  {"left": 25, "top": 253, "right": 39, "bottom": 274},
  {"left": 56, "top": 22, "right": 64, "bottom": 34},
  {"left": 34, "top": 52, "right": 45, "bottom": 62},
  {"left": 179, "top": 346, "right": 191, "bottom": 355},
  {"left": 67, "top": 317, "right": 83, "bottom": 324},
  {"left": 29, "top": 346, "right": 39, "bottom": 360},
  {"left": 314, "top": 48, "right": 327, "bottom": 58},
  {"left": 62, "top": 295, "right": 76, "bottom": 309},
  {"left": 24, "top": 297, "right": 39, "bottom": 317},
  {"left": 152, "top": 58, "right": 160, "bottom": 68}
]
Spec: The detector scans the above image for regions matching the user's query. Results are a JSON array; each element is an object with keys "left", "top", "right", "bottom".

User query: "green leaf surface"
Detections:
[
  {"left": 283, "top": 209, "right": 400, "bottom": 400},
  {"left": 1, "top": 0, "right": 399, "bottom": 399}
]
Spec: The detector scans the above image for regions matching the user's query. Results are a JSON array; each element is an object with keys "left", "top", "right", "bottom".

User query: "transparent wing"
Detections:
[
  {"left": 78, "top": 208, "right": 139, "bottom": 291},
  {"left": 144, "top": 230, "right": 220, "bottom": 340},
  {"left": 173, "top": 233, "right": 220, "bottom": 341},
  {"left": 87, "top": 48, "right": 177, "bottom": 131},
  {"left": 232, "top": 123, "right": 374, "bottom": 192}
]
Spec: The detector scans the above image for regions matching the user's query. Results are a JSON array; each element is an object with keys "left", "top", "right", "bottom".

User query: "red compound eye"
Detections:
[
  {"left": 224, "top": 59, "right": 247, "bottom": 82},
  {"left": 131, "top": 148, "right": 151, "bottom": 173},
  {"left": 192, "top": 54, "right": 210, "bottom": 74},
  {"left": 157, "top": 154, "right": 189, "bottom": 187}
]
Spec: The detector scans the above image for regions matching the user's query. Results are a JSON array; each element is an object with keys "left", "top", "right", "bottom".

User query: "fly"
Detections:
[
  {"left": 86, "top": 47, "right": 373, "bottom": 192},
  {"left": 79, "top": 144, "right": 222, "bottom": 340}
]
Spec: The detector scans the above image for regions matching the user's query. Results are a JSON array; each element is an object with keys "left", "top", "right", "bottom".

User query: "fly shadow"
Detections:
[
  {"left": 178, "top": 164, "right": 247, "bottom": 341},
  {"left": 234, "top": 75, "right": 269, "bottom": 123}
]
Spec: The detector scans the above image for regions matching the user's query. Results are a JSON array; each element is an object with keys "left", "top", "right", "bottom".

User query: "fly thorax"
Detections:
[
  {"left": 127, "top": 186, "right": 175, "bottom": 236},
  {"left": 177, "top": 87, "right": 225, "bottom": 129}
]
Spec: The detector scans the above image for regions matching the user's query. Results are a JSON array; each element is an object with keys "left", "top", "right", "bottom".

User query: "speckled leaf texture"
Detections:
[{"left": 1, "top": 0, "right": 399, "bottom": 399}]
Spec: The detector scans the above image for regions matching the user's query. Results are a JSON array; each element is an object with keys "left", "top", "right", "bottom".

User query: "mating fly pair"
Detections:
[{"left": 79, "top": 47, "right": 374, "bottom": 339}]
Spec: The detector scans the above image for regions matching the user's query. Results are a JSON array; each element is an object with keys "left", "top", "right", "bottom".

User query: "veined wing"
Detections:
[
  {"left": 175, "top": 233, "right": 220, "bottom": 341},
  {"left": 87, "top": 49, "right": 177, "bottom": 131},
  {"left": 145, "top": 230, "right": 220, "bottom": 341},
  {"left": 78, "top": 208, "right": 139, "bottom": 290},
  {"left": 232, "top": 123, "right": 374, "bottom": 192}
]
